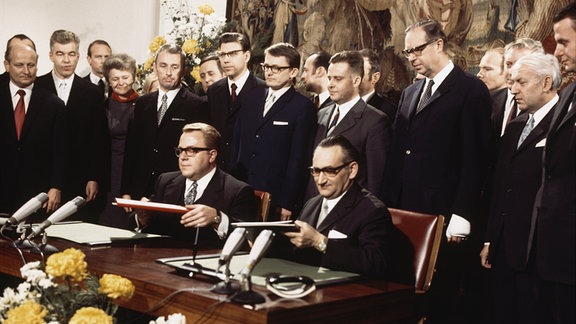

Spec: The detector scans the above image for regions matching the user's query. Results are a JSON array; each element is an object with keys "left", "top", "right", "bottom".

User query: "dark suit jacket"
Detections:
[
  {"left": 145, "top": 169, "right": 257, "bottom": 246},
  {"left": 318, "top": 96, "right": 334, "bottom": 110},
  {"left": 122, "top": 88, "right": 209, "bottom": 199},
  {"left": 486, "top": 107, "right": 554, "bottom": 271},
  {"left": 291, "top": 182, "right": 393, "bottom": 276},
  {"left": 207, "top": 74, "right": 266, "bottom": 171},
  {"left": 231, "top": 86, "right": 317, "bottom": 214},
  {"left": 490, "top": 87, "right": 508, "bottom": 139},
  {"left": 35, "top": 73, "right": 109, "bottom": 200},
  {"left": 366, "top": 92, "right": 397, "bottom": 121},
  {"left": 308, "top": 99, "right": 391, "bottom": 199},
  {"left": 0, "top": 83, "right": 68, "bottom": 214},
  {"left": 384, "top": 66, "right": 493, "bottom": 225},
  {"left": 532, "top": 82, "right": 576, "bottom": 285}
]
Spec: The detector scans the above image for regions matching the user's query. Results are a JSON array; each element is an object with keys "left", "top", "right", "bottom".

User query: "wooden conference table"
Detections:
[{"left": 0, "top": 236, "right": 414, "bottom": 323}]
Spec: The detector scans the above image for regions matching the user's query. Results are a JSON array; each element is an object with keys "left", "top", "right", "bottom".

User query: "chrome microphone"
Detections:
[
  {"left": 3, "top": 193, "right": 48, "bottom": 226},
  {"left": 26, "top": 196, "right": 85, "bottom": 240}
]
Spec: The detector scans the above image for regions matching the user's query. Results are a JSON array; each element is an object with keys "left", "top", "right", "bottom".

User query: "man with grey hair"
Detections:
[
  {"left": 493, "top": 38, "right": 545, "bottom": 137},
  {"left": 36, "top": 30, "right": 109, "bottom": 223},
  {"left": 481, "top": 53, "right": 561, "bottom": 324}
]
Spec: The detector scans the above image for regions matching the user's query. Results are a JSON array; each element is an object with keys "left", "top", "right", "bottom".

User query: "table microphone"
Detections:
[
  {"left": 25, "top": 196, "right": 85, "bottom": 240},
  {"left": 2, "top": 193, "right": 48, "bottom": 227},
  {"left": 211, "top": 227, "right": 247, "bottom": 294}
]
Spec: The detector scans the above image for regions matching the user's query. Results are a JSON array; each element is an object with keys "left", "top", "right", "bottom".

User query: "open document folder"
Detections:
[{"left": 45, "top": 222, "right": 165, "bottom": 245}]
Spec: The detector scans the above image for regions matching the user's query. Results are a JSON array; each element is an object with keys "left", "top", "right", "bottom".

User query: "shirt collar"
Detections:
[
  {"left": 51, "top": 70, "right": 74, "bottom": 87},
  {"left": 89, "top": 72, "right": 104, "bottom": 85},
  {"left": 9, "top": 81, "right": 33, "bottom": 97},
  {"left": 318, "top": 90, "right": 331, "bottom": 105},
  {"left": 321, "top": 187, "right": 350, "bottom": 214},
  {"left": 429, "top": 60, "right": 455, "bottom": 91},
  {"left": 228, "top": 69, "right": 250, "bottom": 94},
  {"left": 361, "top": 90, "right": 376, "bottom": 103},
  {"left": 335, "top": 95, "right": 361, "bottom": 120},
  {"left": 531, "top": 94, "right": 559, "bottom": 127},
  {"left": 267, "top": 85, "right": 291, "bottom": 101},
  {"left": 185, "top": 167, "right": 217, "bottom": 201}
]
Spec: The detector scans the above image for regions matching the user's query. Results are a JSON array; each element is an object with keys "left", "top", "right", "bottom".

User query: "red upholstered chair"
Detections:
[
  {"left": 388, "top": 208, "right": 445, "bottom": 294},
  {"left": 254, "top": 190, "right": 271, "bottom": 222}
]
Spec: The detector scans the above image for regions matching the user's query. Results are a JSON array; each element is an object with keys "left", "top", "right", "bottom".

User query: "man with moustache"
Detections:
[
  {"left": 207, "top": 32, "right": 265, "bottom": 171},
  {"left": 122, "top": 44, "right": 208, "bottom": 203},
  {"left": 36, "top": 30, "right": 109, "bottom": 223},
  {"left": 0, "top": 44, "right": 67, "bottom": 217},
  {"left": 301, "top": 51, "right": 333, "bottom": 110}
]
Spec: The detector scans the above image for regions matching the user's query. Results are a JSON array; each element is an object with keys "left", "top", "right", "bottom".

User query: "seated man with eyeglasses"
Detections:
[
  {"left": 133, "top": 123, "right": 257, "bottom": 246},
  {"left": 282, "top": 135, "right": 394, "bottom": 276}
]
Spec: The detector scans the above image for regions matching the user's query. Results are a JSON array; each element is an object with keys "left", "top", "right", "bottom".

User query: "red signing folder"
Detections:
[{"left": 114, "top": 198, "right": 188, "bottom": 214}]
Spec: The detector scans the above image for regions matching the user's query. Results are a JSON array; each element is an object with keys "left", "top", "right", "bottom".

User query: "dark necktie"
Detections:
[
  {"left": 14, "top": 90, "right": 26, "bottom": 140},
  {"left": 98, "top": 79, "right": 106, "bottom": 96},
  {"left": 230, "top": 83, "right": 238, "bottom": 103},
  {"left": 157, "top": 93, "right": 168, "bottom": 126},
  {"left": 417, "top": 79, "right": 434, "bottom": 113},
  {"left": 327, "top": 106, "right": 340, "bottom": 136},
  {"left": 313, "top": 95, "right": 320, "bottom": 109},
  {"left": 185, "top": 181, "right": 198, "bottom": 205}
]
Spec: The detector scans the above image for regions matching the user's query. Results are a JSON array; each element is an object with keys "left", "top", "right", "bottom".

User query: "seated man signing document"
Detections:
[
  {"left": 133, "top": 123, "right": 257, "bottom": 247},
  {"left": 284, "top": 135, "right": 394, "bottom": 276}
]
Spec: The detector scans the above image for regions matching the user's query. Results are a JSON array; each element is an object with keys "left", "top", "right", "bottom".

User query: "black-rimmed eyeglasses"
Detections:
[
  {"left": 309, "top": 162, "right": 351, "bottom": 177},
  {"left": 402, "top": 39, "right": 439, "bottom": 58},
  {"left": 260, "top": 63, "right": 291, "bottom": 74},
  {"left": 217, "top": 49, "right": 244, "bottom": 59},
  {"left": 174, "top": 146, "right": 212, "bottom": 157}
]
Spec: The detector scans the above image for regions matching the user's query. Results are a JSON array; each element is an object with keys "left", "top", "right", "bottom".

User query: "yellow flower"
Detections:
[
  {"left": 45, "top": 248, "right": 88, "bottom": 282},
  {"left": 190, "top": 66, "right": 201, "bottom": 83},
  {"left": 198, "top": 4, "right": 215, "bottom": 15},
  {"left": 182, "top": 38, "right": 199, "bottom": 55},
  {"left": 98, "top": 274, "right": 135, "bottom": 300},
  {"left": 143, "top": 56, "right": 155, "bottom": 72},
  {"left": 149, "top": 36, "right": 167, "bottom": 54},
  {"left": 69, "top": 307, "right": 113, "bottom": 324},
  {"left": 5, "top": 300, "right": 47, "bottom": 324}
]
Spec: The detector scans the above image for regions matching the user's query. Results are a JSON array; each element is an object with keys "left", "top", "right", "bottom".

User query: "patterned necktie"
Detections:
[
  {"left": 417, "top": 79, "right": 434, "bottom": 113},
  {"left": 14, "top": 90, "right": 26, "bottom": 140},
  {"left": 157, "top": 93, "right": 168, "bottom": 126},
  {"left": 185, "top": 181, "right": 197, "bottom": 205},
  {"left": 230, "top": 83, "right": 238, "bottom": 103},
  {"left": 263, "top": 93, "right": 276, "bottom": 117},
  {"left": 327, "top": 106, "right": 340, "bottom": 136},
  {"left": 517, "top": 114, "right": 534, "bottom": 148}
]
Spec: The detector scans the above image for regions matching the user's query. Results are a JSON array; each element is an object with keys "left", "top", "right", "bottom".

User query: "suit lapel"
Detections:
[
  {"left": 165, "top": 175, "right": 186, "bottom": 205},
  {"left": 331, "top": 100, "right": 364, "bottom": 135},
  {"left": 259, "top": 87, "right": 294, "bottom": 128},
  {"left": 551, "top": 83, "right": 576, "bottom": 134},
  {"left": 299, "top": 195, "right": 323, "bottom": 226},
  {"left": 316, "top": 184, "right": 360, "bottom": 233},
  {"left": 195, "top": 169, "right": 224, "bottom": 205}
]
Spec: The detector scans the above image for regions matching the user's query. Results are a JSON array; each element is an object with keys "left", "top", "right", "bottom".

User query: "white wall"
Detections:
[{"left": 0, "top": 0, "right": 227, "bottom": 76}]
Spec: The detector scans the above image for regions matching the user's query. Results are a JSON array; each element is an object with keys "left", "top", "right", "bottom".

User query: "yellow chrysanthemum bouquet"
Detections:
[
  {"left": 136, "top": 0, "right": 227, "bottom": 93},
  {"left": 0, "top": 248, "right": 134, "bottom": 323}
]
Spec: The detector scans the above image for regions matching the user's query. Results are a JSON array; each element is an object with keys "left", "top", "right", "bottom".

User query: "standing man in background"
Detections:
[
  {"left": 384, "top": 19, "right": 493, "bottom": 323},
  {"left": 122, "top": 44, "right": 208, "bottom": 203},
  {"left": 358, "top": 48, "right": 397, "bottom": 121},
  {"left": 36, "top": 30, "right": 109, "bottom": 223},
  {"left": 84, "top": 39, "right": 112, "bottom": 98},
  {"left": 198, "top": 54, "right": 225, "bottom": 96},
  {"left": 231, "top": 43, "right": 316, "bottom": 221},
  {"left": 207, "top": 32, "right": 265, "bottom": 172},
  {"left": 301, "top": 51, "right": 333, "bottom": 110}
]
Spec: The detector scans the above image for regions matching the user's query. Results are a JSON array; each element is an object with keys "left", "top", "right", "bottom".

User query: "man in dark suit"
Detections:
[
  {"left": 136, "top": 123, "right": 256, "bottom": 246},
  {"left": 480, "top": 53, "right": 561, "bottom": 324},
  {"left": 122, "top": 44, "right": 209, "bottom": 201},
  {"left": 358, "top": 48, "right": 397, "bottom": 121},
  {"left": 198, "top": 54, "right": 224, "bottom": 96},
  {"left": 383, "top": 19, "right": 493, "bottom": 323},
  {"left": 83, "top": 40, "right": 112, "bottom": 98},
  {"left": 0, "top": 35, "right": 36, "bottom": 84},
  {"left": 307, "top": 50, "right": 391, "bottom": 200},
  {"left": 207, "top": 32, "right": 265, "bottom": 171},
  {"left": 284, "top": 135, "right": 393, "bottom": 276},
  {"left": 0, "top": 44, "right": 67, "bottom": 216},
  {"left": 35, "top": 30, "right": 109, "bottom": 223},
  {"left": 477, "top": 47, "right": 508, "bottom": 138},
  {"left": 301, "top": 51, "right": 333, "bottom": 110},
  {"left": 231, "top": 43, "right": 316, "bottom": 221},
  {"left": 527, "top": 5, "right": 576, "bottom": 323}
]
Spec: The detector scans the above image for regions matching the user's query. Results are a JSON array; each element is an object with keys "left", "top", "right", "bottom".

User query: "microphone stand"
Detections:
[
  {"left": 211, "top": 262, "right": 241, "bottom": 295},
  {"left": 231, "top": 274, "right": 265, "bottom": 305}
]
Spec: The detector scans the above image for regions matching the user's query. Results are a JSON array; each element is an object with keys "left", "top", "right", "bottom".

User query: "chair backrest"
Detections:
[
  {"left": 254, "top": 190, "right": 271, "bottom": 221},
  {"left": 388, "top": 208, "right": 444, "bottom": 294}
]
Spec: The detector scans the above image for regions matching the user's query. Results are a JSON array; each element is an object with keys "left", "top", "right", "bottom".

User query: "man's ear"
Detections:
[
  {"left": 371, "top": 71, "right": 381, "bottom": 85},
  {"left": 348, "top": 161, "right": 359, "bottom": 180}
]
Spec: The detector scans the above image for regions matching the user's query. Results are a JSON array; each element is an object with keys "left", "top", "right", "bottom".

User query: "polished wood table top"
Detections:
[{"left": 0, "top": 236, "right": 415, "bottom": 323}]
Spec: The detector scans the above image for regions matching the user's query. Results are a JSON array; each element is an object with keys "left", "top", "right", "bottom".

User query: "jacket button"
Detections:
[{"left": 406, "top": 150, "right": 411, "bottom": 155}]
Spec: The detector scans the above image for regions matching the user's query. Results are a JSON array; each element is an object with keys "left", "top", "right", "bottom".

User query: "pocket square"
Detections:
[
  {"left": 535, "top": 138, "right": 546, "bottom": 147},
  {"left": 328, "top": 229, "right": 347, "bottom": 239},
  {"left": 273, "top": 121, "right": 289, "bottom": 125},
  {"left": 171, "top": 117, "right": 186, "bottom": 121}
]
